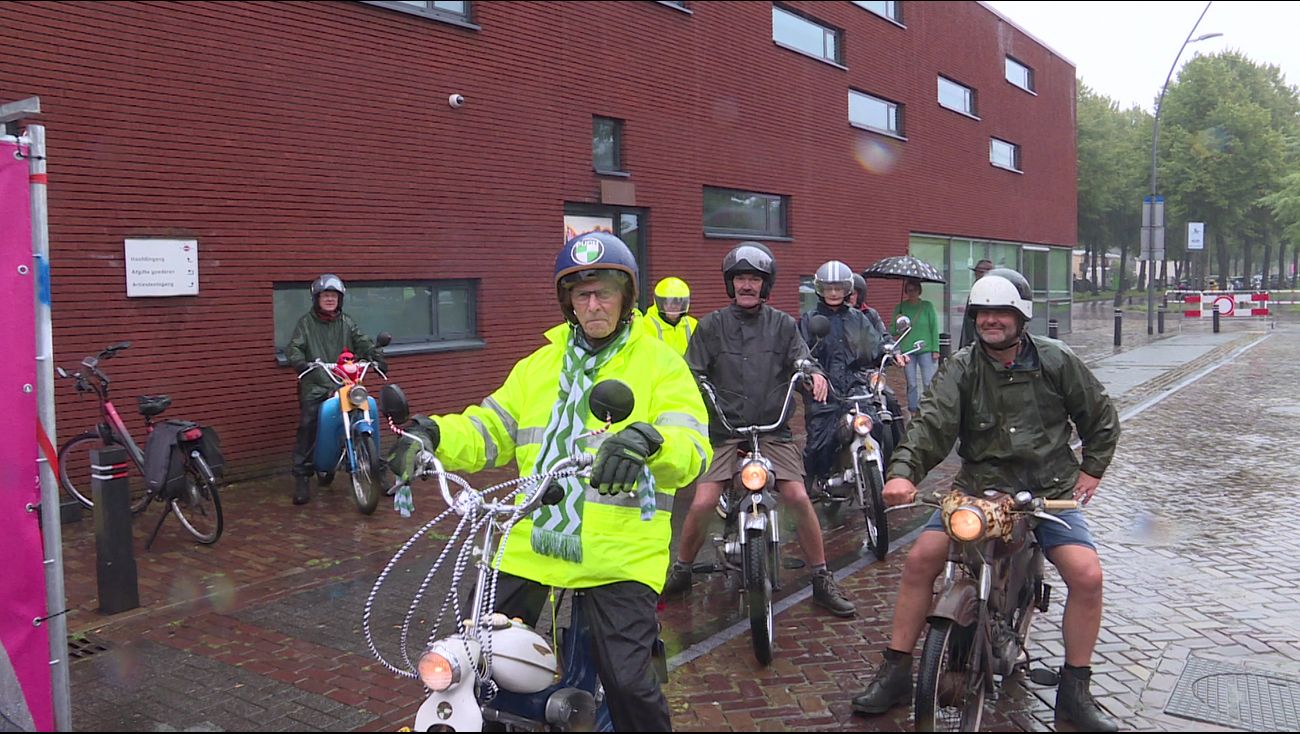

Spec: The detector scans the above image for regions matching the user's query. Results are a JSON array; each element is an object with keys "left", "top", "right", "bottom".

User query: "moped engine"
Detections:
[{"left": 545, "top": 687, "right": 597, "bottom": 730}]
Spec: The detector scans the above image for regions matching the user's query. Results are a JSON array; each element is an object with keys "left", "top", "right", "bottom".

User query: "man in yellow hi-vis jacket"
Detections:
[
  {"left": 390, "top": 231, "right": 710, "bottom": 731},
  {"left": 643, "top": 276, "right": 697, "bottom": 357}
]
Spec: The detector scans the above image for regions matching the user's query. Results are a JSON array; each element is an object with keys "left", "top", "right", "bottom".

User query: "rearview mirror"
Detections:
[
  {"left": 913, "top": 340, "right": 926, "bottom": 350},
  {"left": 809, "top": 314, "right": 831, "bottom": 339},
  {"left": 895, "top": 315, "right": 911, "bottom": 329},
  {"left": 375, "top": 332, "right": 392, "bottom": 348},
  {"left": 589, "top": 380, "right": 635, "bottom": 424},
  {"left": 379, "top": 384, "right": 411, "bottom": 424}
]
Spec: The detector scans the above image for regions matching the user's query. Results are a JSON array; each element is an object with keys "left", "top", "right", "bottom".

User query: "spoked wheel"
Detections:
[
  {"left": 744, "top": 527, "right": 774, "bottom": 666},
  {"left": 856, "top": 451, "right": 890, "bottom": 561},
  {"left": 170, "top": 454, "right": 223, "bottom": 544},
  {"left": 351, "top": 436, "right": 382, "bottom": 515},
  {"left": 57, "top": 432, "right": 150, "bottom": 512},
  {"left": 915, "top": 620, "right": 985, "bottom": 732}
]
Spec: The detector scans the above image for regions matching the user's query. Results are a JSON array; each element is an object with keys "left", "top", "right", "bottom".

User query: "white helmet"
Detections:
[{"left": 967, "top": 269, "right": 1032, "bottom": 320}]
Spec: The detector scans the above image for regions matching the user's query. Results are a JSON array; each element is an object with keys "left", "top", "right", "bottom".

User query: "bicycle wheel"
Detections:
[
  {"left": 170, "top": 453, "right": 223, "bottom": 544},
  {"left": 857, "top": 451, "right": 889, "bottom": 561},
  {"left": 351, "top": 436, "right": 381, "bottom": 515},
  {"left": 915, "top": 619, "right": 985, "bottom": 732},
  {"left": 744, "top": 527, "right": 773, "bottom": 666},
  {"left": 58, "top": 432, "right": 150, "bottom": 512}
]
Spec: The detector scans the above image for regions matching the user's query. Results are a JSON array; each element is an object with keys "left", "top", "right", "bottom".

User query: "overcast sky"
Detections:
[{"left": 983, "top": 1, "right": 1300, "bottom": 112}]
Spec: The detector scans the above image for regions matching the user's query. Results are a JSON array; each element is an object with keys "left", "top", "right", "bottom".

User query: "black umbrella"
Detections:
[{"left": 862, "top": 255, "right": 945, "bottom": 284}]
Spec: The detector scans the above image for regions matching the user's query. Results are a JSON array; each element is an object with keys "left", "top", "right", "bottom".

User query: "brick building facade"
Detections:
[{"left": 0, "top": 0, "right": 1076, "bottom": 477}]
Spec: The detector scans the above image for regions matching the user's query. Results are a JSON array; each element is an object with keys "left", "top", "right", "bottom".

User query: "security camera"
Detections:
[{"left": 448, "top": 94, "right": 466, "bottom": 109}]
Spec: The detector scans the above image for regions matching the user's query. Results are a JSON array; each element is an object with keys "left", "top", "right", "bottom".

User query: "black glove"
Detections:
[
  {"left": 387, "top": 416, "right": 439, "bottom": 482},
  {"left": 590, "top": 422, "right": 663, "bottom": 495}
]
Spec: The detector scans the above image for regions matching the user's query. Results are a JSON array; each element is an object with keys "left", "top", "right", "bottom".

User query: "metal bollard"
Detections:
[
  {"left": 1213, "top": 307, "right": 1220, "bottom": 333},
  {"left": 1114, "top": 308, "right": 1122, "bottom": 347},
  {"left": 92, "top": 445, "right": 140, "bottom": 614},
  {"left": 1048, "top": 319, "right": 1059, "bottom": 340},
  {"left": 938, "top": 331, "right": 951, "bottom": 360},
  {"left": 1158, "top": 307, "right": 1166, "bottom": 334}
]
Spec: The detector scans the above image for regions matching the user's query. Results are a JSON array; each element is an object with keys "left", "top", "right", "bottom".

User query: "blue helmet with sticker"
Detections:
[{"left": 554, "top": 231, "right": 640, "bottom": 324}]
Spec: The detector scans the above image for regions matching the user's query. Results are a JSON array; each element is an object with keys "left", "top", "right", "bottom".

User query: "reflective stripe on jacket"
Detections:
[
  {"left": 428, "top": 321, "right": 712, "bottom": 593},
  {"left": 887, "top": 335, "right": 1120, "bottom": 499},
  {"left": 643, "top": 304, "right": 697, "bottom": 357}
]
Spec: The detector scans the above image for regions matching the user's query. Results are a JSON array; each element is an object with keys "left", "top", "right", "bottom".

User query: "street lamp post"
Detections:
[{"left": 1147, "top": 1, "right": 1221, "bottom": 335}]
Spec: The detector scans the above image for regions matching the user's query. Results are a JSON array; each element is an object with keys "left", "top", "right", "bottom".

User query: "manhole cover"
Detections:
[
  {"left": 67, "top": 634, "right": 111, "bottom": 662},
  {"left": 1165, "top": 656, "right": 1300, "bottom": 730}
]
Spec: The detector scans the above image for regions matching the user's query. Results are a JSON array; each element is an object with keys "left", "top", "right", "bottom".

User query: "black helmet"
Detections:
[
  {"left": 722, "top": 241, "right": 776, "bottom": 299},
  {"left": 554, "top": 231, "right": 639, "bottom": 324},
  {"left": 311, "top": 273, "right": 346, "bottom": 307},
  {"left": 852, "top": 273, "right": 868, "bottom": 302}
]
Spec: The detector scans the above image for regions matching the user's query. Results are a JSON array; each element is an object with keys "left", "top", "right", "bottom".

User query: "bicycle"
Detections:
[{"left": 56, "top": 341, "right": 225, "bottom": 546}]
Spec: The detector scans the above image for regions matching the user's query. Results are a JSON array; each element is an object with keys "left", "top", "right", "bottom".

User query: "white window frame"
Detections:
[
  {"left": 771, "top": 5, "right": 843, "bottom": 66},
  {"left": 990, "top": 138, "right": 1021, "bottom": 172},
  {"left": 937, "top": 75, "right": 978, "bottom": 118},
  {"left": 848, "top": 89, "right": 904, "bottom": 138},
  {"left": 851, "top": 1, "right": 902, "bottom": 25},
  {"left": 1005, "top": 56, "right": 1035, "bottom": 93}
]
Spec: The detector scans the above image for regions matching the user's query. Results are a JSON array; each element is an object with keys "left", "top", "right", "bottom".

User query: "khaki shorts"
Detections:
[{"left": 699, "top": 435, "right": 805, "bottom": 484}]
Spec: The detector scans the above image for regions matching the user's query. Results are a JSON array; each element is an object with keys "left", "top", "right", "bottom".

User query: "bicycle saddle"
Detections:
[{"left": 137, "top": 395, "right": 172, "bottom": 416}]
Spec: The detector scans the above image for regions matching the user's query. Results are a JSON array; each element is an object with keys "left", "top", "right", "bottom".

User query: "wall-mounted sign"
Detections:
[{"left": 124, "top": 238, "right": 198, "bottom": 297}]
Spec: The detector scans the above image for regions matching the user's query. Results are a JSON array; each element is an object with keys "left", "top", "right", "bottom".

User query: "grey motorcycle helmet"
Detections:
[
  {"left": 311, "top": 273, "right": 346, "bottom": 308},
  {"left": 722, "top": 241, "right": 776, "bottom": 299},
  {"left": 813, "top": 260, "right": 855, "bottom": 298}
]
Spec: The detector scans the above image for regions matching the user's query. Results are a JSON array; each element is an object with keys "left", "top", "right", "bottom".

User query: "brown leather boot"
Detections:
[{"left": 852, "top": 651, "right": 913, "bottom": 715}]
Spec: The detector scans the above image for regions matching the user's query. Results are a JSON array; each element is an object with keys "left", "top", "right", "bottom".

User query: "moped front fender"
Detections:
[
  {"left": 928, "top": 577, "right": 980, "bottom": 628},
  {"left": 413, "top": 681, "right": 482, "bottom": 731},
  {"left": 345, "top": 397, "right": 381, "bottom": 468}
]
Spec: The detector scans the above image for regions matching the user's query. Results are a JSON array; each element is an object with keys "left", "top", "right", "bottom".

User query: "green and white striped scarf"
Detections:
[{"left": 530, "top": 323, "right": 655, "bottom": 563}]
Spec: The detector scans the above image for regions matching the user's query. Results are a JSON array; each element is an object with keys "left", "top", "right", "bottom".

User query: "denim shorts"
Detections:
[{"left": 922, "top": 508, "right": 1095, "bottom": 551}]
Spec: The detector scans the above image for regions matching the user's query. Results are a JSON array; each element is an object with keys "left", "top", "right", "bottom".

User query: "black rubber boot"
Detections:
[
  {"left": 852, "top": 650, "right": 914, "bottom": 715},
  {"left": 292, "top": 475, "right": 311, "bottom": 505},
  {"left": 1055, "top": 664, "right": 1119, "bottom": 732}
]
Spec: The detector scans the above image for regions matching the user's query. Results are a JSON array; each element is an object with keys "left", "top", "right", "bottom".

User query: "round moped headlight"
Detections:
[
  {"left": 348, "top": 385, "right": 368, "bottom": 405},
  {"left": 740, "top": 460, "right": 769, "bottom": 491},
  {"left": 947, "top": 507, "right": 987, "bottom": 542},
  {"left": 852, "top": 413, "right": 873, "bottom": 435},
  {"left": 418, "top": 648, "right": 460, "bottom": 692}
]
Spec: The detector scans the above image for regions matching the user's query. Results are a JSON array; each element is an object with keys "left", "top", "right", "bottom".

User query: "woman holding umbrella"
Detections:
[{"left": 892, "top": 278, "right": 940, "bottom": 417}]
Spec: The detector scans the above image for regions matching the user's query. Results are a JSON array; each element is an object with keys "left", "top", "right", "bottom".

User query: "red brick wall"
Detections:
[{"left": 0, "top": 0, "right": 1075, "bottom": 476}]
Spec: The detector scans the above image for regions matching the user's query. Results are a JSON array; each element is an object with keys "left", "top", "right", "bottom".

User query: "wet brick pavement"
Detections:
[{"left": 60, "top": 307, "right": 1294, "bottom": 731}]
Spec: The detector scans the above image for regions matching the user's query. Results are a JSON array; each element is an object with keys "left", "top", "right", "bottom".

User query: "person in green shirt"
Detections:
[{"left": 891, "top": 278, "right": 939, "bottom": 415}]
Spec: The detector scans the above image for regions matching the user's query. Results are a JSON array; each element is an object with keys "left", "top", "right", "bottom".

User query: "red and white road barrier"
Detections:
[{"left": 1181, "top": 291, "right": 1269, "bottom": 318}]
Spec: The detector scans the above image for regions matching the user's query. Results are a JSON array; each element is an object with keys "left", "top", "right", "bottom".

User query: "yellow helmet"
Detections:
[{"left": 653, "top": 277, "right": 691, "bottom": 315}]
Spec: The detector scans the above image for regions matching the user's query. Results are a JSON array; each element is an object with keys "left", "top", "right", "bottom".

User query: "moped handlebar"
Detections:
[
  {"left": 298, "top": 358, "right": 388, "bottom": 384},
  {"left": 408, "top": 450, "right": 592, "bottom": 521},
  {"left": 699, "top": 359, "right": 816, "bottom": 437}
]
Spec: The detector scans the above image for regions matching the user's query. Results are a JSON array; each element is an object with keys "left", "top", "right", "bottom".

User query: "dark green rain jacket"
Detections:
[
  {"left": 284, "top": 311, "right": 381, "bottom": 404},
  {"left": 887, "top": 334, "right": 1120, "bottom": 499}
]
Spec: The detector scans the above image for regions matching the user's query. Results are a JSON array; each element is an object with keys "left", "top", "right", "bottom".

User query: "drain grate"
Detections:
[
  {"left": 67, "top": 634, "right": 112, "bottom": 661},
  {"left": 1165, "top": 656, "right": 1300, "bottom": 731}
]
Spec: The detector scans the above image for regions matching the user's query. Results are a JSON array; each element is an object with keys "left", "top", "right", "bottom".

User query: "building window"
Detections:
[
  {"left": 848, "top": 90, "right": 903, "bottom": 137},
  {"left": 703, "top": 186, "right": 790, "bottom": 238},
  {"left": 656, "top": 0, "right": 691, "bottom": 10},
  {"left": 938, "top": 75, "right": 977, "bottom": 116},
  {"left": 772, "top": 5, "right": 842, "bottom": 65},
  {"left": 851, "top": 0, "right": 901, "bottom": 23},
  {"left": 273, "top": 280, "right": 479, "bottom": 359},
  {"left": 990, "top": 138, "right": 1021, "bottom": 172},
  {"left": 1005, "top": 56, "right": 1035, "bottom": 92},
  {"left": 592, "top": 116, "right": 624, "bottom": 173}
]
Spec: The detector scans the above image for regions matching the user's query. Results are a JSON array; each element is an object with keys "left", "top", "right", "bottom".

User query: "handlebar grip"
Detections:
[
  {"left": 1042, "top": 499, "right": 1079, "bottom": 511},
  {"left": 540, "top": 480, "right": 565, "bottom": 506}
]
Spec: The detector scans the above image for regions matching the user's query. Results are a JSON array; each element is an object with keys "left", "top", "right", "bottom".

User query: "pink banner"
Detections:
[{"left": 0, "top": 139, "right": 50, "bottom": 731}]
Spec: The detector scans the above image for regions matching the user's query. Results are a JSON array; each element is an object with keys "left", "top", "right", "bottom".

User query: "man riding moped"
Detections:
[
  {"left": 851, "top": 269, "right": 1121, "bottom": 732},
  {"left": 662, "top": 243, "right": 855, "bottom": 618},
  {"left": 285, "top": 274, "right": 388, "bottom": 506},
  {"left": 388, "top": 232, "right": 711, "bottom": 731}
]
